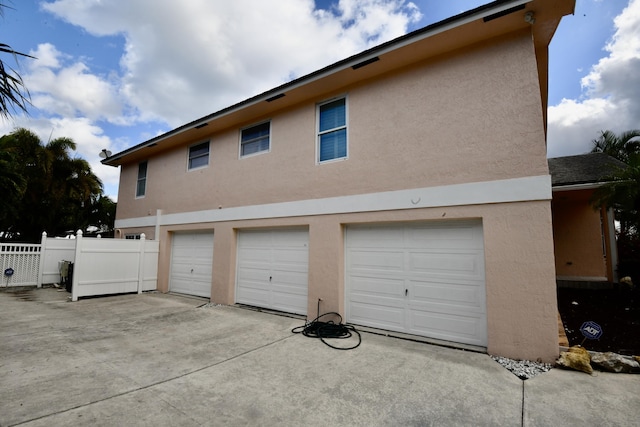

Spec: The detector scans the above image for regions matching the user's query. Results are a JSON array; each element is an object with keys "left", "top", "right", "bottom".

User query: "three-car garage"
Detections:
[{"left": 168, "top": 221, "right": 487, "bottom": 349}]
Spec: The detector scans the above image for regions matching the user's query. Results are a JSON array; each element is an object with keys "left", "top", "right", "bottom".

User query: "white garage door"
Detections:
[
  {"left": 170, "top": 232, "right": 214, "bottom": 298},
  {"left": 236, "top": 229, "right": 308, "bottom": 315},
  {"left": 346, "top": 221, "right": 487, "bottom": 347}
]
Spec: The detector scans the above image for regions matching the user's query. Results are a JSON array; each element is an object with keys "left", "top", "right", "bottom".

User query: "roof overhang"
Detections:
[
  {"left": 552, "top": 183, "right": 605, "bottom": 193},
  {"left": 103, "top": 0, "right": 575, "bottom": 167}
]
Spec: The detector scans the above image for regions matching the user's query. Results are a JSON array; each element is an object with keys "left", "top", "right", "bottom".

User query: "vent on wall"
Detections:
[
  {"left": 352, "top": 56, "right": 379, "bottom": 70},
  {"left": 266, "top": 93, "right": 285, "bottom": 102}
]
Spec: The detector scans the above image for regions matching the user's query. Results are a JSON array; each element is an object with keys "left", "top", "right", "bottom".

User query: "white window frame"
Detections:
[
  {"left": 240, "top": 120, "right": 271, "bottom": 158},
  {"left": 136, "top": 160, "right": 147, "bottom": 198},
  {"left": 188, "top": 140, "right": 210, "bottom": 171},
  {"left": 316, "top": 96, "right": 348, "bottom": 164}
]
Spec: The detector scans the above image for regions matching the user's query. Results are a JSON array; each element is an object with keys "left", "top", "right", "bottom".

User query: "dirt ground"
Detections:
[{"left": 557, "top": 287, "right": 640, "bottom": 356}]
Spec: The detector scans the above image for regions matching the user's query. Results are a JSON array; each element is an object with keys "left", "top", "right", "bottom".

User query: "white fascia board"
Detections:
[
  {"left": 114, "top": 175, "right": 551, "bottom": 229},
  {"left": 552, "top": 183, "right": 603, "bottom": 192}
]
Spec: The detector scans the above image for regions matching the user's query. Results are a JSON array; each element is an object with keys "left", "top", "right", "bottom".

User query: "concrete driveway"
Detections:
[{"left": 1, "top": 288, "right": 638, "bottom": 426}]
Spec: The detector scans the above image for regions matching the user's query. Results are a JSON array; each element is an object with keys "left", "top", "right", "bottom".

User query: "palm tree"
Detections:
[
  {"left": 592, "top": 154, "right": 640, "bottom": 235},
  {"left": 0, "top": 3, "right": 33, "bottom": 119},
  {"left": 591, "top": 129, "right": 640, "bottom": 163},
  {"left": 0, "top": 128, "right": 108, "bottom": 241},
  {"left": 591, "top": 151, "right": 640, "bottom": 283}
]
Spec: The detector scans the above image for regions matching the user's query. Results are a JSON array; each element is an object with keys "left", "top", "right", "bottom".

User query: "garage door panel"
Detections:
[
  {"left": 272, "top": 292, "right": 307, "bottom": 315},
  {"left": 238, "top": 247, "right": 272, "bottom": 264},
  {"left": 346, "top": 221, "right": 487, "bottom": 347},
  {"left": 236, "top": 286, "right": 270, "bottom": 306},
  {"left": 236, "top": 229, "right": 308, "bottom": 315},
  {"left": 347, "top": 227, "right": 405, "bottom": 247},
  {"left": 170, "top": 232, "right": 213, "bottom": 298},
  {"left": 408, "top": 225, "right": 482, "bottom": 249},
  {"left": 349, "top": 250, "right": 404, "bottom": 273},
  {"left": 350, "top": 302, "right": 405, "bottom": 329},
  {"left": 409, "top": 280, "right": 484, "bottom": 309},
  {"left": 273, "top": 248, "right": 308, "bottom": 266},
  {"left": 350, "top": 275, "right": 405, "bottom": 298},
  {"left": 408, "top": 251, "right": 483, "bottom": 278},
  {"left": 409, "top": 310, "right": 485, "bottom": 346},
  {"left": 237, "top": 266, "right": 270, "bottom": 282},
  {"left": 272, "top": 271, "right": 307, "bottom": 288}
]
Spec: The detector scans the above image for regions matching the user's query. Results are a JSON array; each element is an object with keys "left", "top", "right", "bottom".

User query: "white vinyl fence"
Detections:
[
  {"left": 1, "top": 231, "right": 159, "bottom": 301},
  {"left": 0, "top": 242, "right": 41, "bottom": 287}
]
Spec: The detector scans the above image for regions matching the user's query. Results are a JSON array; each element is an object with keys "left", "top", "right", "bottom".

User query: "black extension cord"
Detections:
[{"left": 292, "top": 312, "right": 361, "bottom": 350}]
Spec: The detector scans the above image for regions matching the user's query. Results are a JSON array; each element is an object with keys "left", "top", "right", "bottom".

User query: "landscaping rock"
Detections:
[
  {"left": 556, "top": 346, "right": 593, "bottom": 374},
  {"left": 591, "top": 351, "right": 640, "bottom": 373},
  {"left": 491, "top": 355, "right": 552, "bottom": 379}
]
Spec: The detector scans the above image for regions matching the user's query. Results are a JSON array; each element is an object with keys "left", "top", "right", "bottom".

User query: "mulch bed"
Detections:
[{"left": 557, "top": 287, "right": 640, "bottom": 356}]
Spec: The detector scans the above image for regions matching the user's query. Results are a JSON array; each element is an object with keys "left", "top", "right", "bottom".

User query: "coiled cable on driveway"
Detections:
[{"left": 292, "top": 312, "right": 361, "bottom": 350}]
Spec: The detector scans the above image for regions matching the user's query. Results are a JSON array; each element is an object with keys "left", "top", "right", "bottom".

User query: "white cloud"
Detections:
[
  {"left": 548, "top": 0, "right": 640, "bottom": 158},
  {"left": 41, "top": 0, "right": 422, "bottom": 127},
  {"left": 25, "top": 43, "right": 124, "bottom": 124}
]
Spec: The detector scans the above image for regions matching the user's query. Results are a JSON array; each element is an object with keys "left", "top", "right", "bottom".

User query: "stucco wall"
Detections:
[
  {"left": 552, "top": 190, "right": 607, "bottom": 280},
  {"left": 155, "top": 200, "right": 557, "bottom": 362},
  {"left": 115, "top": 30, "right": 547, "bottom": 220},
  {"left": 114, "top": 29, "right": 559, "bottom": 362}
]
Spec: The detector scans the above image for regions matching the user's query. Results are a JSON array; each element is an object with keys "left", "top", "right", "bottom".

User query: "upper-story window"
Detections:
[
  {"left": 188, "top": 141, "right": 210, "bottom": 170},
  {"left": 317, "top": 97, "right": 347, "bottom": 163},
  {"left": 136, "top": 160, "right": 147, "bottom": 198},
  {"left": 241, "top": 121, "right": 270, "bottom": 157}
]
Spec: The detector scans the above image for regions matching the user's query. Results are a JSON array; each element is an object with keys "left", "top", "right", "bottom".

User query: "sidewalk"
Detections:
[{"left": 1, "top": 288, "right": 637, "bottom": 426}]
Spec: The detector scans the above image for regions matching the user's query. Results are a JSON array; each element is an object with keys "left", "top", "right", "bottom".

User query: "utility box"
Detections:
[{"left": 59, "top": 261, "right": 74, "bottom": 293}]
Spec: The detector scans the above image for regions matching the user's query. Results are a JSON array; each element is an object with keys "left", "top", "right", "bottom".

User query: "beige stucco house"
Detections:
[
  {"left": 549, "top": 153, "right": 627, "bottom": 287},
  {"left": 104, "top": 0, "right": 576, "bottom": 362}
]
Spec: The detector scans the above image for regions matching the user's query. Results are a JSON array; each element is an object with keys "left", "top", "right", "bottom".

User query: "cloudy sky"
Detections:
[{"left": 0, "top": 0, "right": 637, "bottom": 201}]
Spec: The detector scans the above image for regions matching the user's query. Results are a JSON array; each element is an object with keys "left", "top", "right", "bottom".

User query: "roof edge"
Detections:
[{"left": 103, "top": 0, "right": 537, "bottom": 166}]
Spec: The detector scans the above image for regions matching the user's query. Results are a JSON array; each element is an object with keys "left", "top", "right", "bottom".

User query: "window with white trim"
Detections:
[
  {"left": 188, "top": 141, "right": 210, "bottom": 170},
  {"left": 317, "top": 97, "right": 347, "bottom": 163},
  {"left": 136, "top": 161, "right": 147, "bottom": 198},
  {"left": 241, "top": 121, "right": 270, "bottom": 157}
]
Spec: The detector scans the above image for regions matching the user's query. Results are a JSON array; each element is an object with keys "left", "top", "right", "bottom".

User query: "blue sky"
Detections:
[{"left": 0, "top": 0, "right": 638, "bottom": 201}]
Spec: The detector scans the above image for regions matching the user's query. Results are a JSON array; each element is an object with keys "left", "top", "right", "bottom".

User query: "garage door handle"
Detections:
[
  {"left": 269, "top": 276, "right": 272, "bottom": 282},
  {"left": 405, "top": 289, "right": 408, "bottom": 296}
]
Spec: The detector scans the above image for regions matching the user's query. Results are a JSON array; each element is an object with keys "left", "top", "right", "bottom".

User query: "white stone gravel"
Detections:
[{"left": 491, "top": 355, "right": 553, "bottom": 380}]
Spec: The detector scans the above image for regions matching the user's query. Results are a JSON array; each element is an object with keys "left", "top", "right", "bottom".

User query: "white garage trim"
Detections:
[
  {"left": 236, "top": 228, "right": 309, "bottom": 315},
  {"left": 346, "top": 220, "right": 487, "bottom": 347},
  {"left": 169, "top": 231, "right": 214, "bottom": 298},
  {"left": 115, "top": 175, "right": 551, "bottom": 228}
]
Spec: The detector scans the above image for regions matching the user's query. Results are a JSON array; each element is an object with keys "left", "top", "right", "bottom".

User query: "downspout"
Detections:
[{"left": 605, "top": 207, "right": 619, "bottom": 282}]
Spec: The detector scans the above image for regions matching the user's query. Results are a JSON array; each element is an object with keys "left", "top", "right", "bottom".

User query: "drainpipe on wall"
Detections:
[{"left": 606, "top": 207, "right": 619, "bottom": 283}]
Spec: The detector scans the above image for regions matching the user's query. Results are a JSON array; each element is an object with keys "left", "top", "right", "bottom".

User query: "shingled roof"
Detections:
[{"left": 548, "top": 153, "right": 627, "bottom": 187}]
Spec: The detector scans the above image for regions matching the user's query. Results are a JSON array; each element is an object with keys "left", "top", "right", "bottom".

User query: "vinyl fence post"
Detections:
[
  {"left": 71, "top": 230, "right": 82, "bottom": 301},
  {"left": 137, "top": 233, "right": 146, "bottom": 294},
  {"left": 37, "top": 231, "right": 47, "bottom": 288}
]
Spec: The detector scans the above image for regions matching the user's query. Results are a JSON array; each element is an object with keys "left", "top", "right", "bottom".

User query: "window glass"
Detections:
[
  {"left": 241, "top": 122, "right": 270, "bottom": 157},
  {"left": 318, "top": 98, "right": 347, "bottom": 162},
  {"left": 136, "top": 161, "right": 147, "bottom": 198},
  {"left": 189, "top": 141, "right": 209, "bottom": 170}
]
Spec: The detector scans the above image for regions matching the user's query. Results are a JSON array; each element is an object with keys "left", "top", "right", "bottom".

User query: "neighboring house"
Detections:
[
  {"left": 549, "top": 153, "right": 627, "bottom": 287},
  {"left": 103, "top": 0, "right": 575, "bottom": 362}
]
